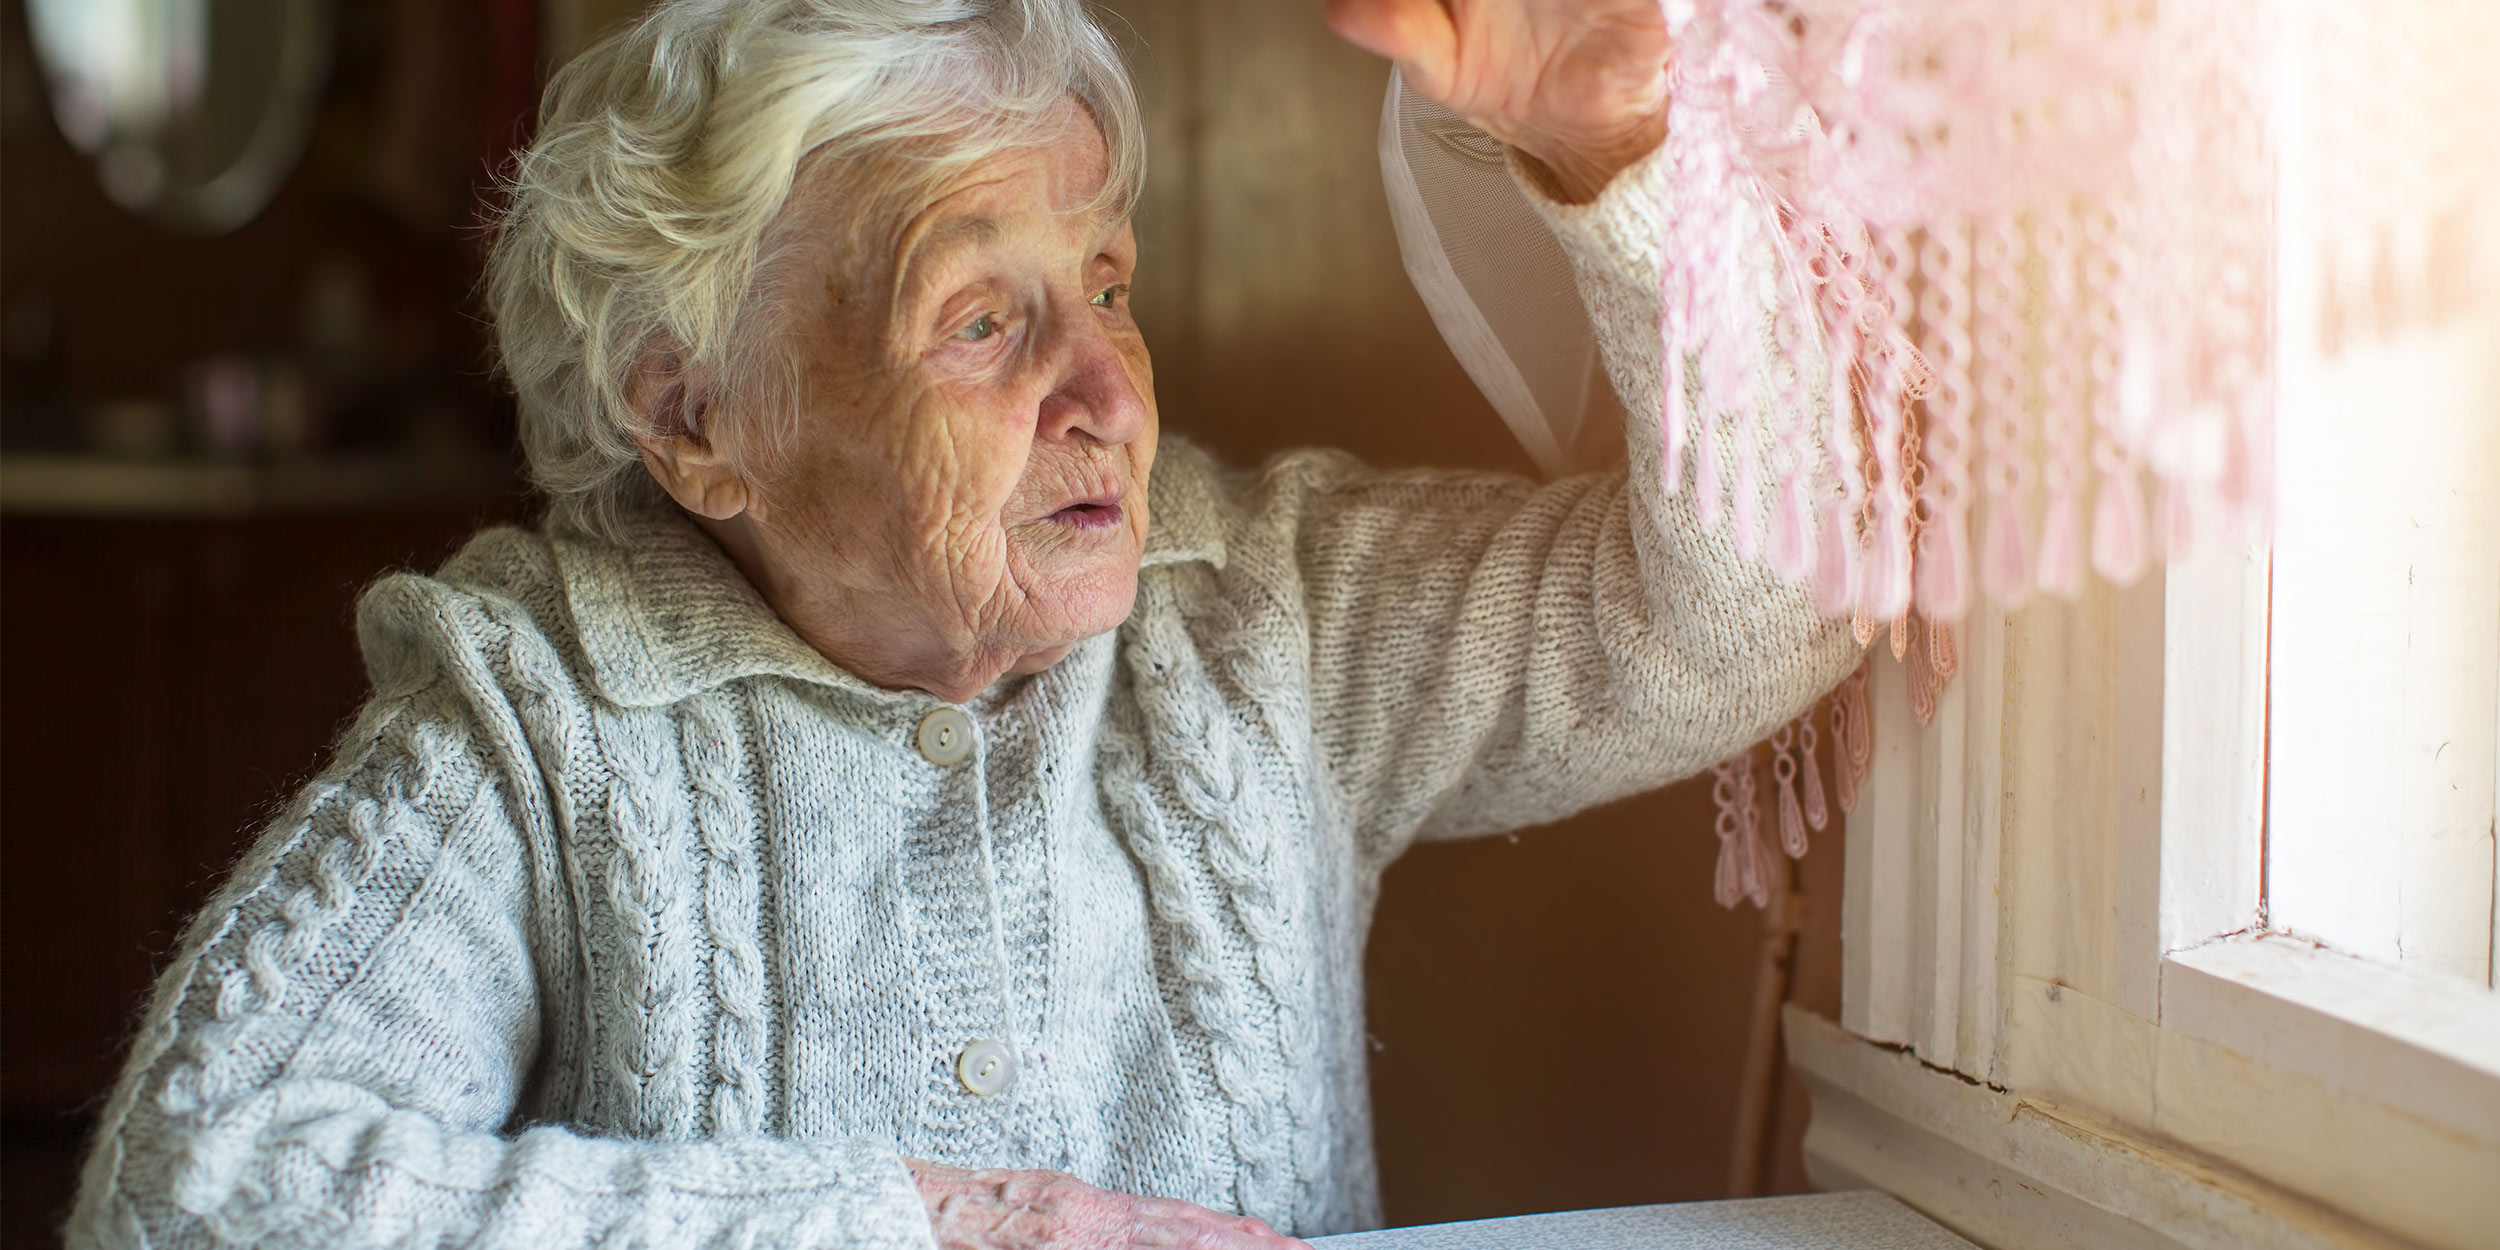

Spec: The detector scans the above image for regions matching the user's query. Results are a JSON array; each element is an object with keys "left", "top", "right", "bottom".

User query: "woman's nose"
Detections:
[{"left": 1034, "top": 313, "right": 1149, "bottom": 447}]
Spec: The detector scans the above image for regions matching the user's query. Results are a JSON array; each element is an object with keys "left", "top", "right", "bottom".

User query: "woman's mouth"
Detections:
[{"left": 1046, "top": 498, "right": 1125, "bottom": 532}]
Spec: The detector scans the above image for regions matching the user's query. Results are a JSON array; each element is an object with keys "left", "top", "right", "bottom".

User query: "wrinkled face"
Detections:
[{"left": 720, "top": 105, "right": 1155, "bottom": 700}]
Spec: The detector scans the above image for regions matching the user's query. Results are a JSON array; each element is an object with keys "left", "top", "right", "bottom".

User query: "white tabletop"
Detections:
[{"left": 1310, "top": 1192, "right": 1976, "bottom": 1250}]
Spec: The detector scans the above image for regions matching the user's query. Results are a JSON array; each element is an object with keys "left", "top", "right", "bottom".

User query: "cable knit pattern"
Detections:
[
  {"left": 592, "top": 701, "right": 702, "bottom": 1139},
  {"left": 69, "top": 141, "right": 1861, "bottom": 1248},
  {"left": 679, "top": 690, "right": 770, "bottom": 1137},
  {"left": 1100, "top": 565, "right": 1315, "bottom": 1226}
]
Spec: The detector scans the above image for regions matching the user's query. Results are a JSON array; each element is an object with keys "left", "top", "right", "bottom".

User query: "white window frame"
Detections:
[
  {"left": 1787, "top": 540, "right": 2500, "bottom": 1250},
  {"left": 2261, "top": 220, "right": 2500, "bottom": 986}
]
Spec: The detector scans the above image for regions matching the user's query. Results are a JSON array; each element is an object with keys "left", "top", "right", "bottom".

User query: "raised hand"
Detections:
[
  {"left": 909, "top": 1159, "right": 1312, "bottom": 1249},
  {"left": 1327, "top": 0, "right": 1672, "bottom": 203}
]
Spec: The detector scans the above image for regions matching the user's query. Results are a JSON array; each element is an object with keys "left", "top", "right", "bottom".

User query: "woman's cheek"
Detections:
[{"left": 882, "top": 396, "right": 1009, "bottom": 564}]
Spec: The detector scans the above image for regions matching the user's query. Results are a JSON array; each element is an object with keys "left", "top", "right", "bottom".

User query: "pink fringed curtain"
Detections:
[
  {"left": 1654, "top": 0, "right": 2274, "bottom": 630},
  {"left": 1671, "top": 0, "right": 2281, "bottom": 907},
  {"left": 1697, "top": 0, "right": 2500, "bottom": 909}
]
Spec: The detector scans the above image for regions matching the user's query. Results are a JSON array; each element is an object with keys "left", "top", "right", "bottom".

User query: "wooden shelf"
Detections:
[{"left": 0, "top": 453, "right": 521, "bottom": 516}]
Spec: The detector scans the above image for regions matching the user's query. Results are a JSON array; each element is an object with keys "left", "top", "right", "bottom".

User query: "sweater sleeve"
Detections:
[
  {"left": 66, "top": 684, "right": 933, "bottom": 1250},
  {"left": 1255, "top": 138, "right": 1862, "bottom": 864}
]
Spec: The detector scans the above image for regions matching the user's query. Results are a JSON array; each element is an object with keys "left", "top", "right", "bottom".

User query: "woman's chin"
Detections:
[{"left": 1016, "top": 554, "right": 1142, "bottom": 655}]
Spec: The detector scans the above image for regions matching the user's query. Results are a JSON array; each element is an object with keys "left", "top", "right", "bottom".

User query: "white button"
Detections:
[
  {"left": 955, "top": 1039, "right": 1017, "bottom": 1096},
  {"left": 916, "top": 706, "right": 974, "bottom": 766}
]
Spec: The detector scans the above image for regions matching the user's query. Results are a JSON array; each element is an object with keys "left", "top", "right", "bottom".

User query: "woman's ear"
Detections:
[{"left": 628, "top": 352, "right": 752, "bottom": 522}]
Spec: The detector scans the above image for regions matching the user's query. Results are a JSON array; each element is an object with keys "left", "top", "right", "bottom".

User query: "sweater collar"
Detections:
[{"left": 549, "top": 456, "right": 1226, "bottom": 708}]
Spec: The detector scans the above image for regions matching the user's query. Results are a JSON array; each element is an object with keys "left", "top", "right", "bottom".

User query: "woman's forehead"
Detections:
[
  {"left": 769, "top": 107, "right": 1129, "bottom": 309},
  {"left": 929, "top": 116, "right": 1116, "bottom": 230},
  {"left": 891, "top": 136, "right": 1128, "bottom": 280}
]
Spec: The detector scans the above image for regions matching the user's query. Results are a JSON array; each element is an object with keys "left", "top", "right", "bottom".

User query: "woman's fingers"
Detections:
[
  {"left": 1321, "top": 0, "right": 1447, "bottom": 58},
  {"left": 1124, "top": 1195, "right": 1278, "bottom": 1228},
  {"left": 1324, "top": 0, "right": 1459, "bottom": 95},
  {"left": 1127, "top": 1213, "right": 1309, "bottom": 1247},
  {"left": 911, "top": 1158, "right": 1308, "bottom": 1249},
  {"left": 1125, "top": 1196, "right": 1308, "bottom": 1247},
  {"left": 1329, "top": 0, "right": 1671, "bottom": 202}
]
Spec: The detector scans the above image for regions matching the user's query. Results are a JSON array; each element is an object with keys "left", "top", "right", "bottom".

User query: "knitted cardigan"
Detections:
[{"left": 69, "top": 142, "right": 1861, "bottom": 1249}]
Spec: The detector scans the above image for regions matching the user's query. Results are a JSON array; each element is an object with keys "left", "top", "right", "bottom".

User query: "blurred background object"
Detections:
[
  {"left": 24, "top": 0, "right": 329, "bottom": 235},
  {"left": 0, "top": 1, "right": 538, "bottom": 1244},
  {"left": 0, "top": 2, "right": 1845, "bottom": 1246}
]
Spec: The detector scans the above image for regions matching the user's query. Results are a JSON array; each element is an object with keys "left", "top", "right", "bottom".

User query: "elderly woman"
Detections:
[{"left": 70, "top": 1, "right": 1857, "bottom": 1246}]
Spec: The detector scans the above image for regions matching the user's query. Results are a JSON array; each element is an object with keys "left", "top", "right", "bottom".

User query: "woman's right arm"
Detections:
[{"left": 66, "top": 684, "right": 932, "bottom": 1250}]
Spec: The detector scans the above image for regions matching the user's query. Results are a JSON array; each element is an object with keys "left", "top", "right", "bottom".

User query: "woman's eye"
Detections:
[
  {"left": 1091, "top": 284, "right": 1127, "bottom": 310},
  {"left": 956, "top": 313, "right": 999, "bottom": 342}
]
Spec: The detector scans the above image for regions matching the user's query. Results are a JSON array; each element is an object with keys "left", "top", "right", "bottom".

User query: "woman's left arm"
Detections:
[
  {"left": 1255, "top": 0, "right": 1864, "bottom": 856},
  {"left": 1243, "top": 146, "right": 1856, "bottom": 861}
]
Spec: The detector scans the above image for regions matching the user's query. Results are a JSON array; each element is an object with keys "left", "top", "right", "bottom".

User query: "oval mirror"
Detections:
[{"left": 26, "top": 0, "right": 330, "bottom": 236}]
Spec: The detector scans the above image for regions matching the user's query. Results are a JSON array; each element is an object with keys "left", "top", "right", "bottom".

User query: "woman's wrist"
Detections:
[{"left": 1511, "top": 112, "right": 1666, "bottom": 205}]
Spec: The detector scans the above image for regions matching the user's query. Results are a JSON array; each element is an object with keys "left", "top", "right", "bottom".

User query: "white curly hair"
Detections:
[{"left": 485, "top": 0, "right": 1146, "bottom": 541}]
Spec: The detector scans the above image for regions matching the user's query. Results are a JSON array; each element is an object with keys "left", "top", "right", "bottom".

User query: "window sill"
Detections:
[
  {"left": 2159, "top": 933, "right": 2500, "bottom": 1144},
  {"left": 1784, "top": 1006, "right": 2421, "bottom": 1250}
]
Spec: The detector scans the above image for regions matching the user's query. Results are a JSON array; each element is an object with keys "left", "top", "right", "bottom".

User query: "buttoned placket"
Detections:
[{"left": 915, "top": 703, "right": 1023, "bottom": 1100}]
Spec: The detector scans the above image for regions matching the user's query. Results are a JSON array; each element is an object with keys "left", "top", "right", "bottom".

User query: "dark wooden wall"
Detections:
[{"left": 0, "top": 508, "right": 524, "bottom": 1240}]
